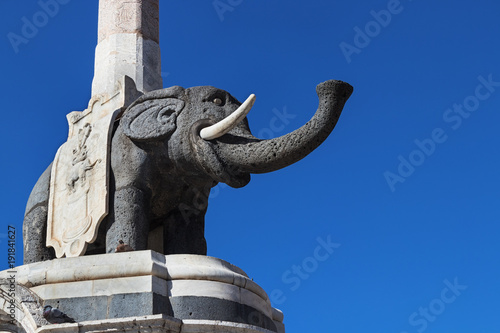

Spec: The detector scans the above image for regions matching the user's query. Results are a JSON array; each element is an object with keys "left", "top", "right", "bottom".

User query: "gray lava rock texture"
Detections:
[{"left": 23, "top": 80, "right": 353, "bottom": 263}]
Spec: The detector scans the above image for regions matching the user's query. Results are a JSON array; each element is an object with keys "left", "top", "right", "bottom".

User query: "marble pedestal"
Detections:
[{"left": 0, "top": 251, "right": 284, "bottom": 333}]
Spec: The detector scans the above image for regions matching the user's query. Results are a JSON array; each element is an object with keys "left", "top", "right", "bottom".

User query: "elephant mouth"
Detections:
[{"left": 190, "top": 119, "right": 250, "bottom": 188}]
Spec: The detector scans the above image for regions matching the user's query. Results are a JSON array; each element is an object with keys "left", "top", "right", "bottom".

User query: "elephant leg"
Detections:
[
  {"left": 105, "top": 186, "right": 150, "bottom": 253},
  {"left": 23, "top": 164, "right": 55, "bottom": 264},
  {"left": 23, "top": 206, "right": 55, "bottom": 263},
  {"left": 163, "top": 206, "right": 207, "bottom": 255}
]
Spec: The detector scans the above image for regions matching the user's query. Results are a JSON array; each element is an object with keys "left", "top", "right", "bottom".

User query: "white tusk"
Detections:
[{"left": 200, "top": 94, "right": 256, "bottom": 140}]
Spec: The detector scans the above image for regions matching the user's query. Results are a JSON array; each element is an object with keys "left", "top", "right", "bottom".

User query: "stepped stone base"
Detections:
[{"left": 0, "top": 251, "right": 284, "bottom": 333}]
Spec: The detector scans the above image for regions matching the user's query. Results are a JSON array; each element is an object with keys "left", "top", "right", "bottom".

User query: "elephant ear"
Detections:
[{"left": 122, "top": 86, "right": 186, "bottom": 142}]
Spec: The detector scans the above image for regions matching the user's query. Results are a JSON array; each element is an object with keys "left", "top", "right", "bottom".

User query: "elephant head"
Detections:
[{"left": 119, "top": 79, "right": 353, "bottom": 191}]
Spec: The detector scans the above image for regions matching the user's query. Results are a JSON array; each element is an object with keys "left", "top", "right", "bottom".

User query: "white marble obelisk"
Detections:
[{"left": 92, "top": 0, "right": 163, "bottom": 101}]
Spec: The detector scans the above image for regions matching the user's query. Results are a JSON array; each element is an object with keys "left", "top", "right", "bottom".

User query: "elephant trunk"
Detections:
[{"left": 217, "top": 80, "right": 353, "bottom": 174}]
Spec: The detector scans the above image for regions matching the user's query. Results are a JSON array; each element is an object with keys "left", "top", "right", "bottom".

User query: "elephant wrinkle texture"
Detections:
[{"left": 23, "top": 80, "right": 353, "bottom": 264}]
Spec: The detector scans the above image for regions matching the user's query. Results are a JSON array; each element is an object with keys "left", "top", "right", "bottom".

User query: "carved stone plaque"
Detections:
[{"left": 47, "top": 105, "right": 119, "bottom": 258}]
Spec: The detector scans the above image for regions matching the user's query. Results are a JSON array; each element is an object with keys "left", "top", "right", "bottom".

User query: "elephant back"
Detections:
[{"left": 25, "top": 163, "right": 52, "bottom": 218}]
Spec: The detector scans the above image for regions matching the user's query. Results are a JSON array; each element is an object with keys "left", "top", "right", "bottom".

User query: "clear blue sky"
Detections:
[{"left": 1, "top": 1, "right": 500, "bottom": 332}]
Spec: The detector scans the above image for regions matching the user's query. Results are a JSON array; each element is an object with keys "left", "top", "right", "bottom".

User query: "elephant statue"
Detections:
[{"left": 23, "top": 80, "right": 353, "bottom": 264}]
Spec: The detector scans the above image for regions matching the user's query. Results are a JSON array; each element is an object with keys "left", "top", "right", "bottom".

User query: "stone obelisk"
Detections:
[
  {"left": 46, "top": 0, "right": 164, "bottom": 258},
  {"left": 92, "top": 0, "right": 163, "bottom": 102}
]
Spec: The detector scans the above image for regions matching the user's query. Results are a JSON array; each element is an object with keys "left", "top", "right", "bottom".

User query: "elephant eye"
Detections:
[{"left": 213, "top": 98, "right": 223, "bottom": 106}]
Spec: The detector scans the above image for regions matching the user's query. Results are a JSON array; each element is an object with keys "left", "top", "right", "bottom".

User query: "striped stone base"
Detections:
[{"left": 0, "top": 251, "right": 285, "bottom": 333}]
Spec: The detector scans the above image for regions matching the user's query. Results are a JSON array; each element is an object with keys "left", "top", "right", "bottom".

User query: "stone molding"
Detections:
[
  {"left": 36, "top": 315, "right": 276, "bottom": 333},
  {"left": 11, "top": 252, "right": 268, "bottom": 300}
]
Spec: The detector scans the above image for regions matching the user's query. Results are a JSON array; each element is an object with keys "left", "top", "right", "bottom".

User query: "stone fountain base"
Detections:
[{"left": 0, "top": 251, "right": 284, "bottom": 333}]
